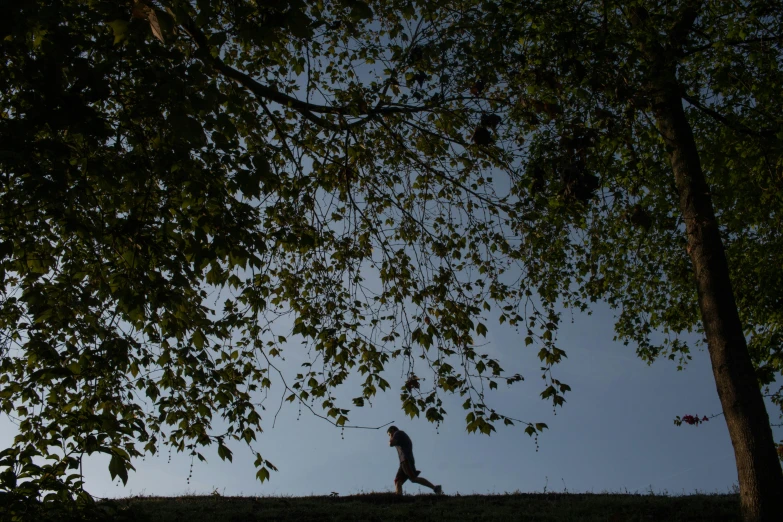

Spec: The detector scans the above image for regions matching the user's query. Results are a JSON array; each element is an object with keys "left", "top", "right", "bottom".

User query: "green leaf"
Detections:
[
  {"left": 349, "top": 1, "right": 373, "bottom": 21},
  {"left": 107, "top": 20, "right": 129, "bottom": 45},
  {"left": 476, "top": 323, "right": 488, "bottom": 337},
  {"left": 192, "top": 330, "right": 205, "bottom": 350},
  {"left": 169, "top": 112, "right": 207, "bottom": 148},
  {"left": 256, "top": 467, "right": 270, "bottom": 483},
  {"left": 109, "top": 454, "right": 128, "bottom": 485},
  {"left": 158, "top": 351, "right": 171, "bottom": 366},
  {"left": 217, "top": 444, "right": 233, "bottom": 462}
]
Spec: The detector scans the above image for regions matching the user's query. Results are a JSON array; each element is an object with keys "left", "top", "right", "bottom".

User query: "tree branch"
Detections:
[
  {"left": 669, "top": 1, "right": 701, "bottom": 50},
  {"left": 175, "top": 13, "right": 460, "bottom": 131},
  {"left": 684, "top": 34, "right": 783, "bottom": 56},
  {"left": 177, "top": 16, "right": 341, "bottom": 129},
  {"left": 681, "top": 93, "right": 779, "bottom": 138}
]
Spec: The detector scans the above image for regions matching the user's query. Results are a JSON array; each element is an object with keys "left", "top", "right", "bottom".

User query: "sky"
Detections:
[
  {"left": 5, "top": 300, "right": 777, "bottom": 499},
  {"left": 2, "top": 12, "right": 780, "bottom": 500}
]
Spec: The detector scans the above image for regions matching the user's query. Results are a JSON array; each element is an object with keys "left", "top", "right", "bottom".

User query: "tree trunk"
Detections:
[{"left": 652, "top": 75, "right": 783, "bottom": 522}]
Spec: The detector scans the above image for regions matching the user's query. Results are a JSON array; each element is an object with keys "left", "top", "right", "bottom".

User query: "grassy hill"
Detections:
[{"left": 95, "top": 492, "right": 740, "bottom": 521}]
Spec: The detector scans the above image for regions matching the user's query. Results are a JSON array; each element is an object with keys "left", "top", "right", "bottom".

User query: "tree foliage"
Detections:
[
  {"left": 459, "top": 0, "right": 783, "bottom": 428},
  {"left": 0, "top": 0, "right": 540, "bottom": 512},
  {"left": 424, "top": 1, "right": 783, "bottom": 519},
  {"left": 2, "top": 0, "right": 782, "bottom": 518},
  {"left": 432, "top": 0, "right": 783, "bottom": 382}
]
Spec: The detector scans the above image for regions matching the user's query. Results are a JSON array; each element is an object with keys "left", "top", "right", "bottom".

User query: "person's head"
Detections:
[{"left": 387, "top": 426, "right": 399, "bottom": 436}]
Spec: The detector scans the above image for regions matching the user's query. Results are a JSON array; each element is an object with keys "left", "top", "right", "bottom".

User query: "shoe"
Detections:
[{"left": 434, "top": 485, "right": 442, "bottom": 495}]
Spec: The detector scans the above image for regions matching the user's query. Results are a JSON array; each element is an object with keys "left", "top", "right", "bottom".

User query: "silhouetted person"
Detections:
[{"left": 387, "top": 425, "right": 442, "bottom": 495}]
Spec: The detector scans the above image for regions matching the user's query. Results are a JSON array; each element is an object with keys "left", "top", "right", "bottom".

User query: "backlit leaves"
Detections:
[{"left": 5, "top": 0, "right": 781, "bottom": 514}]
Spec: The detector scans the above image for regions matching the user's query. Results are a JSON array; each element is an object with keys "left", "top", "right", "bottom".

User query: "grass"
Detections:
[{"left": 96, "top": 491, "right": 741, "bottom": 521}]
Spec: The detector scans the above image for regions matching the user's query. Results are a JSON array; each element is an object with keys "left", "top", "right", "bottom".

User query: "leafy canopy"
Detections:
[
  {"left": 431, "top": 0, "right": 783, "bottom": 451},
  {"left": 0, "top": 0, "right": 544, "bottom": 510},
  {"left": 2, "top": 0, "right": 782, "bottom": 513}
]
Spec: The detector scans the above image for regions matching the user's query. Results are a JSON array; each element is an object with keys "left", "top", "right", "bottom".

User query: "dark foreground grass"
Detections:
[{"left": 99, "top": 491, "right": 740, "bottom": 521}]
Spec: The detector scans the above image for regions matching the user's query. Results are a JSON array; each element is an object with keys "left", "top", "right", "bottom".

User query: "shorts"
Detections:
[{"left": 394, "top": 460, "right": 420, "bottom": 484}]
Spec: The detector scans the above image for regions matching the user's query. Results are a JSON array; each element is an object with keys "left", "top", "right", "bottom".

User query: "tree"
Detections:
[
  {"left": 2, "top": 1, "right": 782, "bottom": 521},
  {"left": 415, "top": 1, "right": 783, "bottom": 520},
  {"left": 0, "top": 0, "right": 542, "bottom": 517}
]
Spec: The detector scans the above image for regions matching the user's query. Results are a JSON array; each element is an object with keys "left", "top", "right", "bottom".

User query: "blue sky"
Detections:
[
  {"left": 4, "top": 1, "right": 782, "bottom": 504},
  {"left": 3, "top": 300, "right": 773, "bottom": 498}
]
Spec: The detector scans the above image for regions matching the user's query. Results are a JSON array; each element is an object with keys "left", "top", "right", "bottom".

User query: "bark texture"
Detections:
[{"left": 652, "top": 73, "right": 783, "bottom": 522}]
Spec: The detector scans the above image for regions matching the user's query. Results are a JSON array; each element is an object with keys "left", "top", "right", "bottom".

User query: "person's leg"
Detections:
[
  {"left": 401, "top": 461, "right": 441, "bottom": 493},
  {"left": 394, "top": 465, "right": 408, "bottom": 495}
]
